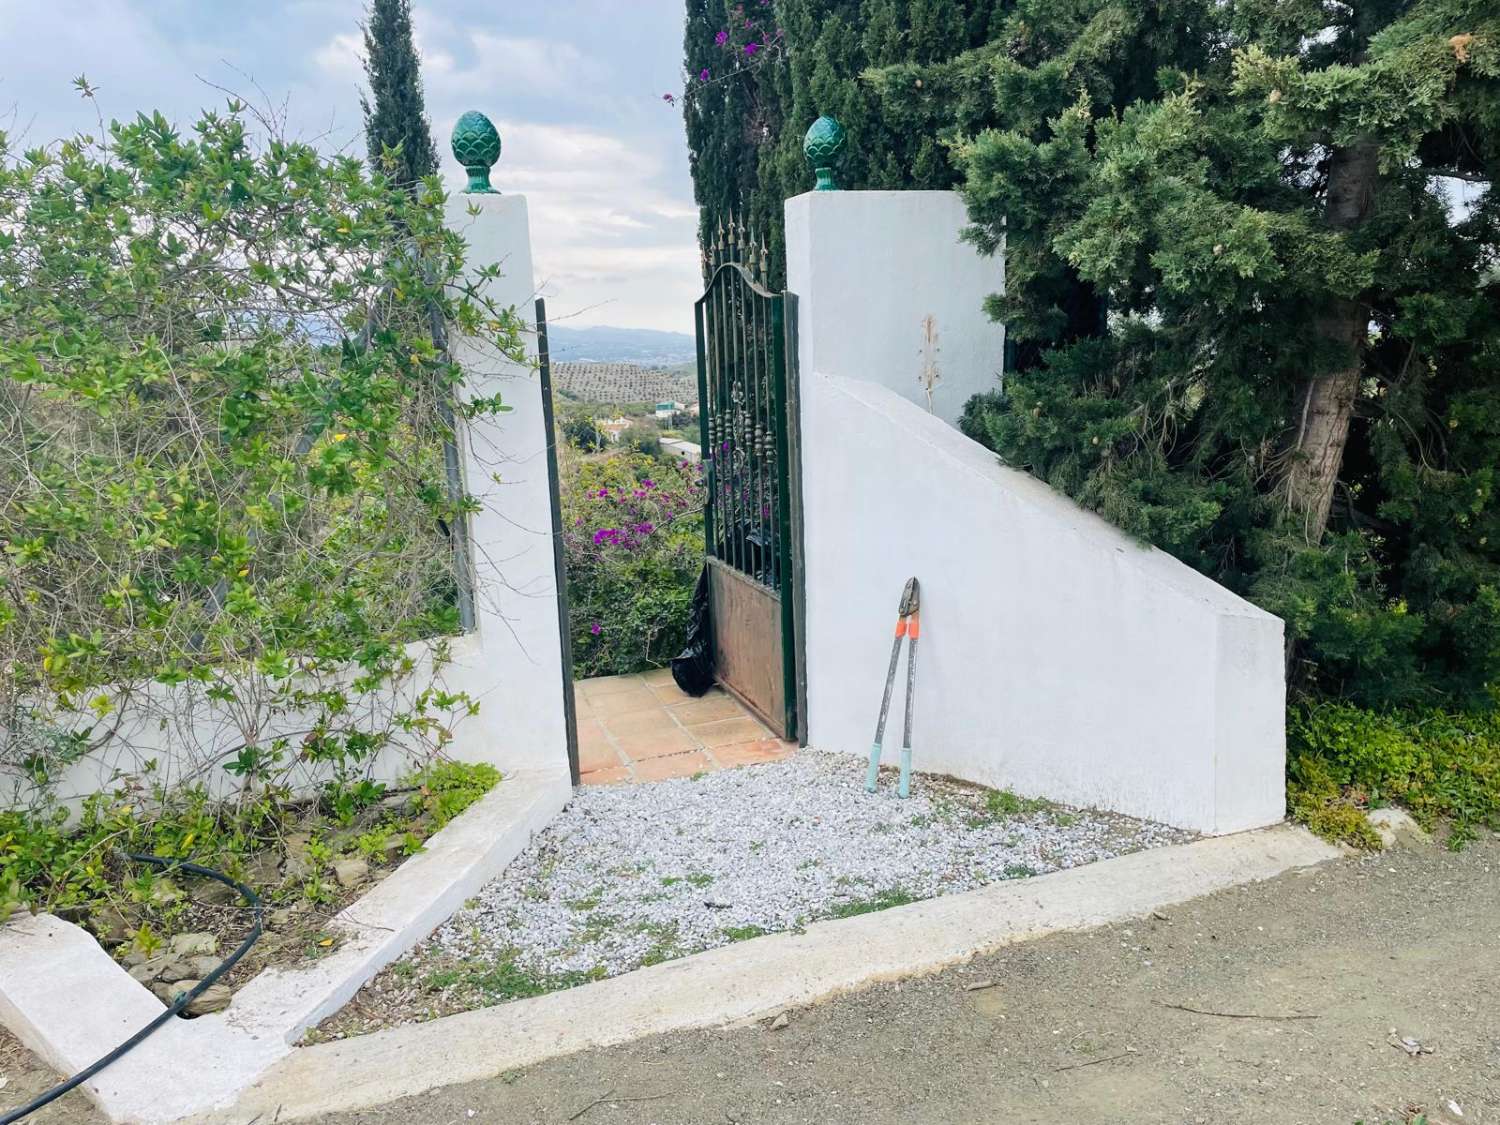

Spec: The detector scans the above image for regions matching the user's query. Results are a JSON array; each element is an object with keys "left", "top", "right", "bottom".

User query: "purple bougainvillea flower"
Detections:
[
  {"left": 744, "top": 41, "right": 759, "bottom": 55},
  {"left": 662, "top": 93, "right": 676, "bottom": 105},
  {"left": 699, "top": 68, "right": 710, "bottom": 81},
  {"left": 590, "top": 622, "right": 602, "bottom": 635},
  {"left": 715, "top": 29, "right": 728, "bottom": 45},
  {"left": 596, "top": 488, "right": 608, "bottom": 498},
  {"left": 642, "top": 479, "right": 656, "bottom": 489}
]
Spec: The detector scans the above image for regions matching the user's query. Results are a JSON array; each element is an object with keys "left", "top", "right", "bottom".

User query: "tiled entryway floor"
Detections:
[{"left": 575, "top": 669, "right": 796, "bottom": 785}]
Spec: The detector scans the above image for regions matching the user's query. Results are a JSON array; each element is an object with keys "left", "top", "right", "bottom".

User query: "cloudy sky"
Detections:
[{"left": 0, "top": 0, "right": 700, "bottom": 332}]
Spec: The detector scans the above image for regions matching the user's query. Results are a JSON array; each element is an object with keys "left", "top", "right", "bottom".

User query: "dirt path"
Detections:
[
  {"left": 3, "top": 834, "right": 1495, "bottom": 1125},
  {"left": 306, "top": 834, "right": 1499, "bottom": 1125}
]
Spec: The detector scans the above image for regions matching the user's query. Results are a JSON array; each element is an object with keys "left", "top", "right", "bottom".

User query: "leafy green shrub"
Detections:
[
  {"left": 0, "top": 98, "right": 525, "bottom": 807},
  {"left": 1289, "top": 702, "right": 1500, "bottom": 848},
  {"left": 560, "top": 449, "right": 703, "bottom": 677}
]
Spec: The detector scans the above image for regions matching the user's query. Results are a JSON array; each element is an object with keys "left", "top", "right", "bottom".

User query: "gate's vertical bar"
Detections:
[
  {"left": 783, "top": 290, "right": 809, "bottom": 745},
  {"left": 694, "top": 293, "right": 714, "bottom": 562},
  {"left": 769, "top": 292, "right": 799, "bottom": 739},
  {"left": 752, "top": 282, "right": 770, "bottom": 588},
  {"left": 718, "top": 271, "right": 740, "bottom": 575},
  {"left": 535, "top": 297, "right": 580, "bottom": 785},
  {"left": 743, "top": 275, "right": 760, "bottom": 582}
]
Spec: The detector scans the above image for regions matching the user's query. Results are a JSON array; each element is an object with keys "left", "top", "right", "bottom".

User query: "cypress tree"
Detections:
[{"left": 361, "top": 0, "right": 440, "bottom": 188}]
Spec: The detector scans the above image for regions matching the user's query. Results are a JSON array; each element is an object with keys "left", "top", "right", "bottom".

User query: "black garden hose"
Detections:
[{"left": 0, "top": 853, "right": 263, "bottom": 1124}]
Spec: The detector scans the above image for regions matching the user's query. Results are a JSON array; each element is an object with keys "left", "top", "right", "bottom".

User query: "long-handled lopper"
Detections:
[{"left": 866, "top": 576, "right": 920, "bottom": 798}]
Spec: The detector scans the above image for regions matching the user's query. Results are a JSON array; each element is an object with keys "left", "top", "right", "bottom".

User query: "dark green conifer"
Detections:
[{"left": 360, "top": 0, "right": 440, "bottom": 188}]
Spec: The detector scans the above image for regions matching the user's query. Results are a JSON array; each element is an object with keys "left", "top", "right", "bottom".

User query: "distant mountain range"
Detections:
[{"left": 544, "top": 324, "right": 697, "bottom": 367}]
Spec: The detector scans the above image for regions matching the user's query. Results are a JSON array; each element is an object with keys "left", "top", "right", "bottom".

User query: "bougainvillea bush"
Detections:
[
  {"left": 561, "top": 450, "right": 705, "bottom": 677},
  {"left": 0, "top": 96, "right": 526, "bottom": 835}
]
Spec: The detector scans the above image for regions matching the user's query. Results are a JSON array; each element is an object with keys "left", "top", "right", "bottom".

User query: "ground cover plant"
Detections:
[
  {"left": 560, "top": 448, "right": 705, "bottom": 677},
  {"left": 0, "top": 758, "right": 499, "bottom": 993},
  {"left": 1289, "top": 701, "right": 1500, "bottom": 849}
]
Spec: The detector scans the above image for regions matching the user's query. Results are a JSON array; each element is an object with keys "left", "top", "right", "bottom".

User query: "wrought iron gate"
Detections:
[{"left": 694, "top": 220, "right": 804, "bottom": 740}]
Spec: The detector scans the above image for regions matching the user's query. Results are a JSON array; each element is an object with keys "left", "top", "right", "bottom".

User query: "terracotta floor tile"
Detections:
[
  {"left": 579, "top": 765, "right": 632, "bottom": 786},
  {"left": 692, "top": 715, "right": 771, "bottom": 747},
  {"left": 587, "top": 688, "right": 663, "bottom": 717},
  {"left": 647, "top": 680, "right": 698, "bottom": 706},
  {"left": 600, "top": 708, "right": 679, "bottom": 739},
  {"left": 577, "top": 723, "right": 623, "bottom": 774},
  {"left": 669, "top": 692, "right": 743, "bottom": 726},
  {"left": 615, "top": 726, "right": 700, "bottom": 760},
  {"left": 712, "top": 739, "right": 797, "bottom": 768},
  {"left": 638, "top": 667, "right": 677, "bottom": 687},
  {"left": 632, "top": 750, "right": 711, "bottom": 782},
  {"left": 578, "top": 674, "right": 643, "bottom": 699}
]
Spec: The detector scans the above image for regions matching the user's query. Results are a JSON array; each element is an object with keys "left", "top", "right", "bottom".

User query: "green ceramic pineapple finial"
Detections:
[
  {"left": 451, "top": 111, "right": 501, "bottom": 194},
  {"left": 803, "top": 115, "right": 846, "bottom": 191}
]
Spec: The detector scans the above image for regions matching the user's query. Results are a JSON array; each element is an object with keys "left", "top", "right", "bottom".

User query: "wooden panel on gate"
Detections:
[{"left": 706, "top": 558, "right": 785, "bottom": 733}]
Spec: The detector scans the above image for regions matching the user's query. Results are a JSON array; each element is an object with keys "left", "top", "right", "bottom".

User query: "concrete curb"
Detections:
[
  {"left": 212, "top": 823, "right": 1342, "bottom": 1123},
  {"left": 0, "top": 768, "right": 571, "bottom": 1124}
]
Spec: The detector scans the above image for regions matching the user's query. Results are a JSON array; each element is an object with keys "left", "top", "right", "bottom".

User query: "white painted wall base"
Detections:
[{"left": 798, "top": 373, "right": 1286, "bottom": 835}]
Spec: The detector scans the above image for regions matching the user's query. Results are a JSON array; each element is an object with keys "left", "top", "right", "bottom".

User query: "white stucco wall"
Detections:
[
  {"left": 798, "top": 373, "right": 1285, "bottom": 834},
  {"left": 785, "top": 190, "right": 1006, "bottom": 427},
  {"left": 433, "top": 192, "right": 568, "bottom": 775}
]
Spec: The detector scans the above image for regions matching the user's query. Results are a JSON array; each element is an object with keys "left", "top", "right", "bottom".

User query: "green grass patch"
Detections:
[
  {"left": 984, "top": 788, "right": 1050, "bottom": 818},
  {"left": 827, "top": 888, "right": 917, "bottom": 919},
  {"left": 422, "top": 955, "right": 603, "bottom": 1002},
  {"left": 722, "top": 923, "right": 768, "bottom": 941}
]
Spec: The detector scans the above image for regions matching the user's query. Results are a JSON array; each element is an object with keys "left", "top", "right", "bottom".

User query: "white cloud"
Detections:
[{"left": 8, "top": 2, "right": 701, "bottom": 334}]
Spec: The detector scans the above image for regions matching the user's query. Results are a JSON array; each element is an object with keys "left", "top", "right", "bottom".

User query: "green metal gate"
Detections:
[{"left": 694, "top": 219, "right": 804, "bottom": 740}]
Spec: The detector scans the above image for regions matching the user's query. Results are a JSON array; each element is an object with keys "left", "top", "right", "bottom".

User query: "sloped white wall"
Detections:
[{"left": 787, "top": 191, "right": 1284, "bottom": 834}]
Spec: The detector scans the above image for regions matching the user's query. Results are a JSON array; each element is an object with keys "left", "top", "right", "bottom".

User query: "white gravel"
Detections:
[{"left": 411, "top": 752, "right": 1192, "bottom": 982}]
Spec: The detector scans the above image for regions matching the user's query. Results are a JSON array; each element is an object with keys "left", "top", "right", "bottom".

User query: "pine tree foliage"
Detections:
[
  {"left": 683, "top": 2, "right": 1500, "bottom": 708},
  {"left": 361, "top": 0, "right": 440, "bottom": 188},
  {"left": 682, "top": 0, "right": 1009, "bottom": 286}
]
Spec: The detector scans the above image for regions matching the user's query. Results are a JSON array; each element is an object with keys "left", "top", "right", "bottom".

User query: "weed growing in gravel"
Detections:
[
  {"left": 723, "top": 924, "right": 768, "bottom": 941},
  {"left": 828, "top": 888, "right": 917, "bottom": 918},
  {"left": 1002, "top": 863, "right": 1039, "bottom": 879},
  {"left": 985, "top": 789, "right": 1050, "bottom": 818},
  {"left": 423, "top": 957, "right": 602, "bottom": 1002},
  {"left": 633, "top": 920, "right": 681, "bottom": 966}
]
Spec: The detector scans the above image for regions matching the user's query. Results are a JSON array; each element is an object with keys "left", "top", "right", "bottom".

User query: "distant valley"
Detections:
[{"left": 544, "top": 324, "right": 696, "bottom": 367}]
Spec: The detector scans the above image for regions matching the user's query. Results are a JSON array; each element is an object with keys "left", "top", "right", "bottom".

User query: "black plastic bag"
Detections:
[{"left": 671, "top": 566, "right": 715, "bottom": 697}]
